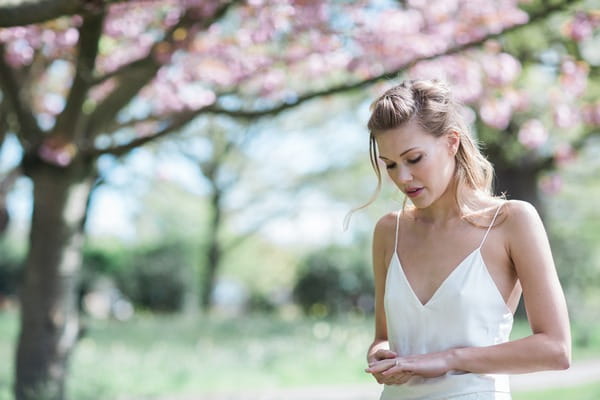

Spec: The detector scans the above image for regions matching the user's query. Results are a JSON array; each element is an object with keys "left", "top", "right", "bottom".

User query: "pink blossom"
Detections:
[
  {"left": 180, "top": 86, "right": 216, "bottom": 109},
  {"left": 42, "top": 93, "right": 66, "bottom": 115},
  {"left": 552, "top": 103, "right": 580, "bottom": 129},
  {"left": 428, "top": 0, "right": 459, "bottom": 23},
  {"left": 260, "top": 70, "right": 286, "bottom": 95},
  {"left": 480, "top": 97, "right": 513, "bottom": 130},
  {"left": 554, "top": 143, "right": 576, "bottom": 166},
  {"left": 89, "top": 78, "right": 118, "bottom": 103},
  {"left": 539, "top": 173, "right": 563, "bottom": 195},
  {"left": 410, "top": 55, "right": 483, "bottom": 104},
  {"left": 561, "top": 12, "right": 599, "bottom": 41},
  {"left": 559, "top": 58, "right": 589, "bottom": 99},
  {"left": 1, "top": 0, "right": 594, "bottom": 149},
  {"left": 373, "top": 9, "right": 424, "bottom": 36},
  {"left": 518, "top": 119, "right": 548, "bottom": 149},
  {"left": 482, "top": 53, "right": 521, "bottom": 86},
  {"left": 38, "top": 138, "right": 77, "bottom": 167},
  {"left": 582, "top": 103, "right": 600, "bottom": 126},
  {"left": 61, "top": 28, "right": 79, "bottom": 47},
  {"left": 4, "top": 41, "right": 34, "bottom": 67},
  {"left": 134, "top": 121, "right": 160, "bottom": 137},
  {"left": 504, "top": 89, "right": 529, "bottom": 112}
]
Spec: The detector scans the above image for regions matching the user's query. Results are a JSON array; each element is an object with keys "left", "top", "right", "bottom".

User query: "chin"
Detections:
[{"left": 409, "top": 199, "right": 431, "bottom": 209}]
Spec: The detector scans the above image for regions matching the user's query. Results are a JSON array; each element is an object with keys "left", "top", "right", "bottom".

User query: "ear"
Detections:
[{"left": 446, "top": 130, "right": 460, "bottom": 156}]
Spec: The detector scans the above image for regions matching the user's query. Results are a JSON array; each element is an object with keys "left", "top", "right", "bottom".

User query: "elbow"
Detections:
[
  {"left": 550, "top": 342, "right": 571, "bottom": 370},
  {"left": 556, "top": 349, "right": 571, "bottom": 370}
]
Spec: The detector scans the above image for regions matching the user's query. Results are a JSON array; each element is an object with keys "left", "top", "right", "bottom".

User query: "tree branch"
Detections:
[
  {"left": 86, "top": 0, "right": 242, "bottom": 138},
  {"left": 196, "top": 0, "right": 581, "bottom": 119},
  {"left": 222, "top": 205, "right": 294, "bottom": 253},
  {"left": 102, "top": 115, "right": 163, "bottom": 133},
  {"left": 0, "top": 0, "right": 130, "bottom": 27},
  {"left": 85, "top": 111, "right": 197, "bottom": 156},
  {"left": 86, "top": 0, "right": 578, "bottom": 157},
  {"left": 52, "top": 9, "right": 105, "bottom": 141},
  {"left": 85, "top": 57, "right": 159, "bottom": 138},
  {"left": 0, "top": 43, "right": 42, "bottom": 147}
]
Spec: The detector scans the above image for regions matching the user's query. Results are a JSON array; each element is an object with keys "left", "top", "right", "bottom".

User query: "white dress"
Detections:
[{"left": 381, "top": 205, "right": 513, "bottom": 400}]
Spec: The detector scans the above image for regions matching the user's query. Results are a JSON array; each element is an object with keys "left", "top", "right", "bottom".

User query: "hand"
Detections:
[
  {"left": 373, "top": 351, "right": 453, "bottom": 379},
  {"left": 365, "top": 350, "right": 413, "bottom": 385}
]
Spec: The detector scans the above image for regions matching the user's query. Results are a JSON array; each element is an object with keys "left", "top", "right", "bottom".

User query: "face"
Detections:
[{"left": 375, "top": 118, "right": 459, "bottom": 209}]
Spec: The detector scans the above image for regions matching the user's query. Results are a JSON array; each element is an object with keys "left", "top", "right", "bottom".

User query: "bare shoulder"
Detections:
[
  {"left": 501, "top": 200, "right": 550, "bottom": 260},
  {"left": 502, "top": 199, "right": 543, "bottom": 231},
  {"left": 372, "top": 210, "right": 402, "bottom": 264},
  {"left": 373, "top": 211, "right": 399, "bottom": 243}
]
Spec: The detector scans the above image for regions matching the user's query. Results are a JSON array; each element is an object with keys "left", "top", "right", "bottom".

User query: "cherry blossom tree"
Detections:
[{"left": 0, "top": 0, "right": 598, "bottom": 399}]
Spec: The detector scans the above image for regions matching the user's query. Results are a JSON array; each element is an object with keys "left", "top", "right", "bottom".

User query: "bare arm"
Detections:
[
  {"left": 449, "top": 200, "right": 571, "bottom": 374},
  {"left": 366, "top": 214, "right": 392, "bottom": 364},
  {"left": 367, "top": 201, "right": 571, "bottom": 377},
  {"left": 365, "top": 214, "right": 413, "bottom": 385}
]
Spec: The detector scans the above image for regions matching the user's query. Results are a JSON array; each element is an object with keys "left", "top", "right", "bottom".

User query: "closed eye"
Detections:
[
  {"left": 385, "top": 163, "right": 396, "bottom": 170},
  {"left": 408, "top": 155, "right": 422, "bottom": 164}
]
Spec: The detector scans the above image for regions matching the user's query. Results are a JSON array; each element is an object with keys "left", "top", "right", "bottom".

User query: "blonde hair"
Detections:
[{"left": 344, "top": 79, "right": 501, "bottom": 230}]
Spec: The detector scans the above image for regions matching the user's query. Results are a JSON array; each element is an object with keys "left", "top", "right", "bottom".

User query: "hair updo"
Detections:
[{"left": 344, "top": 79, "right": 499, "bottom": 229}]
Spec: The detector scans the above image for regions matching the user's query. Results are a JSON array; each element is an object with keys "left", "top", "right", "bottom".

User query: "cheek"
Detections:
[
  {"left": 430, "top": 148, "right": 455, "bottom": 178},
  {"left": 436, "top": 158, "right": 456, "bottom": 189}
]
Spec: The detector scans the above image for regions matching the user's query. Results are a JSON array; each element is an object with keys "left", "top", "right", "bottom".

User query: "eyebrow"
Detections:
[{"left": 378, "top": 147, "right": 418, "bottom": 160}]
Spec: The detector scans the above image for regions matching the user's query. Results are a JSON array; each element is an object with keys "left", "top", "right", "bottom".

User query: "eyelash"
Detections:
[{"left": 385, "top": 155, "right": 422, "bottom": 169}]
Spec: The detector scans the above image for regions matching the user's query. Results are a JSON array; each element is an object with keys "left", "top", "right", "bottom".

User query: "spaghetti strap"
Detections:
[
  {"left": 394, "top": 209, "right": 401, "bottom": 253},
  {"left": 478, "top": 203, "right": 503, "bottom": 249}
]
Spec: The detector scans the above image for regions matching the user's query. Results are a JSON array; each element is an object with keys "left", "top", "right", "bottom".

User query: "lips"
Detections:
[{"left": 405, "top": 187, "right": 424, "bottom": 198}]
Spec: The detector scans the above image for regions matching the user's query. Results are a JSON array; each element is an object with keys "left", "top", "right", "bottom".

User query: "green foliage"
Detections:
[
  {"left": 79, "top": 242, "right": 130, "bottom": 302},
  {"left": 0, "top": 249, "right": 21, "bottom": 297},
  {"left": 80, "top": 238, "right": 198, "bottom": 313},
  {"left": 293, "top": 244, "right": 373, "bottom": 316},
  {"left": 513, "top": 381, "right": 600, "bottom": 400},
  {"left": 246, "top": 290, "right": 278, "bottom": 313},
  {"left": 218, "top": 234, "right": 298, "bottom": 311},
  {"left": 115, "top": 242, "right": 194, "bottom": 312},
  {"left": 543, "top": 140, "right": 600, "bottom": 343}
]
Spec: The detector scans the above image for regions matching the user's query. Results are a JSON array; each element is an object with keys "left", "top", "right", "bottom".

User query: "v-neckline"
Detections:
[{"left": 390, "top": 247, "right": 481, "bottom": 307}]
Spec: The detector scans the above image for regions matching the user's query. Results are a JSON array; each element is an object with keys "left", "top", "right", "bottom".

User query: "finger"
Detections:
[
  {"left": 375, "top": 373, "right": 392, "bottom": 385},
  {"left": 394, "top": 373, "right": 414, "bottom": 385},
  {"left": 382, "top": 365, "right": 405, "bottom": 376},
  {"left": 382, "top": 372, "right": 413, "bottom": 385},
  {"left": 374, "top": 349, "right": 398, "bottom": 359},
  {"left": 365, "top": 359, "right": 395, "bottom": 373}
]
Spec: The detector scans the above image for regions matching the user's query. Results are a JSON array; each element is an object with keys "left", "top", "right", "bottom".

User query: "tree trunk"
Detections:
[
  {"left": 15, "top": 160, "right": 94, "bottom": 400},
  {"left": 493, "top": 165, "right": 543, "bottom": 213},
  {"left": 492, "top": 162, "right": 543, "bottom": 319},
  {"left": 200, "top": 189, "right": 222, "bottom": 312}
]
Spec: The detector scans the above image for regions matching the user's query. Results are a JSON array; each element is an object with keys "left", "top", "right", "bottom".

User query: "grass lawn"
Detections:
[
  {"left": 513, "top": 381, "right": 600, "bottom": 400},
  {"left": 0, "top": 309, "right": 599, "bottom": 399},
  {"left": 0, "top": 309, "right": 376, "bottom": 399}
]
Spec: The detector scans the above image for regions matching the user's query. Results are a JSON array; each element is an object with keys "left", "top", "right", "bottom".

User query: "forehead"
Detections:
[{"left": 375, "top": 120, "right": 438, "bottom": 158}]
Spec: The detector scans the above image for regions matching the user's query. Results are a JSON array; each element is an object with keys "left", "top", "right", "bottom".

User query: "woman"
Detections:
[{"left": 353, "top": 80, "right": 571, "bottom": 399}]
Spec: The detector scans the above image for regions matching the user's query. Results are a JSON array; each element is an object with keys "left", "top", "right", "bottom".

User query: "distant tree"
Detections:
[{"left": 172, "top": 115, "right": 351, "bottom": 311}]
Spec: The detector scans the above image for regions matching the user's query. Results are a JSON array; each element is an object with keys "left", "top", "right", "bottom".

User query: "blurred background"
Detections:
[{"left": 0, "top": 0, "right": 599, "bottom": 399}]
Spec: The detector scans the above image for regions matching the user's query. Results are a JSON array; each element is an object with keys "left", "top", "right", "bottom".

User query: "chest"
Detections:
[{"left": 394, "top": 224, "right": 514, "bottom": 307}]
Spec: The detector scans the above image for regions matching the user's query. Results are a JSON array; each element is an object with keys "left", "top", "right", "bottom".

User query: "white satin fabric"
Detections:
[{"left": 381, "top": 205, "right": 513, "bottom": 400}]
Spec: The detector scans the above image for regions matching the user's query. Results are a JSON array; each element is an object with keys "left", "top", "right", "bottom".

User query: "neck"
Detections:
[{"left": 413, "top": 178, "right": 463, "bottom": 225}]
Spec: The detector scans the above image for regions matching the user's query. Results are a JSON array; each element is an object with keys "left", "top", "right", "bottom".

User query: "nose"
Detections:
[{"left": 396, "top": 166, "right": 412, "bottom": 184}]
